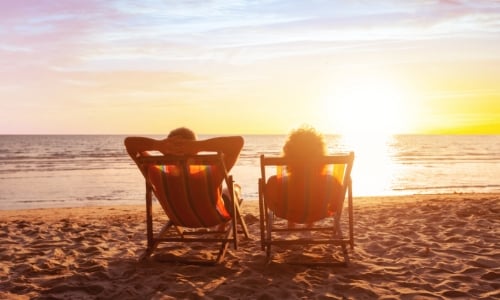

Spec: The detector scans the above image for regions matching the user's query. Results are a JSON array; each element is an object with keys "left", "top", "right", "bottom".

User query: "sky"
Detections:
[{"left": 1, "top": 0, "right": 499, "bottom": 135}]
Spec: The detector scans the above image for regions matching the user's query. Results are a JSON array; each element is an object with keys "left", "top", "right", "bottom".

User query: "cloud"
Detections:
[
  {"left": 2, "top": 0, "right": 499, "bottom": 73},
  {"left": 1, "top": 0, "right": 499, "bottom": 134}
]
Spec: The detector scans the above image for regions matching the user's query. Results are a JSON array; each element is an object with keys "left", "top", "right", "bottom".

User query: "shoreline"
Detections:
[
  {"left": 1, "top": 193, "right": 499, "bottom": 299},
  {"left": 2, "top": 192, "right": 499, "bottom": 213}
]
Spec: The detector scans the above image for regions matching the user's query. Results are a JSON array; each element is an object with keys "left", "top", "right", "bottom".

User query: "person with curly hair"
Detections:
[{"left": 265, "top": 125, "right": 343, "bottom": 228}]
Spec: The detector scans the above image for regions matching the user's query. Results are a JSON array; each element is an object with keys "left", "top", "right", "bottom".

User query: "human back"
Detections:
[
  {"left": 124, "top": 127, "right": 244, "bottom": 224},
  {"left": 124, "top": 126, "right": 243, "bottom": 187},
  {"left": 265, "top": 126, "right": 343, "bottom": 224}
]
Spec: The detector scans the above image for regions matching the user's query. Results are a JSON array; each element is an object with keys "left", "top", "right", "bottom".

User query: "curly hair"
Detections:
[{"left": 282, "top": 126, "right": 326, "bottom": 173}]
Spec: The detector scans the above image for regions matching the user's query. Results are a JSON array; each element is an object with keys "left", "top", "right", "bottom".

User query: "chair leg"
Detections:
[
  {"left": 341, "top": 242, "right": 350, "bottom": 266},
  {"left": 265, "top": 211, "right": 273, "bottom": 263},
  {"left": 333, "top": 214, "right": 350, "bottom": 266},
  {"left": 140, "top": 221, "right": 175, "bottom": 261},
  {"left": 236, "top": 205, "right": 249, "bottom": 239},
  {"left": 215, "top": 226, "right": 234, "bottom": 263},
  {"left": 259, "top": 179, "right": 266, "bottom": 251},
  {"left": 139, "top": 248, "right": 153, "bottom": 261},
  {"left": 265, "top": 246, "right": 272, "bottom": 264},
  {"left": 348, "top": 179, "right": 354, "bottom": 250}
]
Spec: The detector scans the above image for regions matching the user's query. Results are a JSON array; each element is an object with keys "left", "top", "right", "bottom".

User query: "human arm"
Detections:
[
  {"left": 124, "top": 135, "right": 244, "bottom": 172},
  {"left": 124, "top": 136, "right": 166, "bottom": 161},
  {"left": 264, "top": 175, "right": 279, "bottom": 212},
  {"left": 162, "top": 136, "right": 244, "bottom": 171},
  {"left": 124, "top": 136, "right": 172, "bottom": 179},
  {"left": 203, "top": 136, "right": 244, "bottom": 171}
]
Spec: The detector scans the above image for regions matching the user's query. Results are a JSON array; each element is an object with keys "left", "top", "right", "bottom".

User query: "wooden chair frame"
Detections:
[
  {"left": 258, "top": 152, "right": 354, "bottom": 266},
  {"left": 137, "top": 153, "right": 249, "bottom": 264}
]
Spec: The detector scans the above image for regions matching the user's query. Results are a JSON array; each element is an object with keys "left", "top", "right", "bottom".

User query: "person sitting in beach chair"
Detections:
[
  {"left": 259, "top": 126, "right": 354, "bottom": 265},
  {"left": 124, "top": 127, "right": 249, "bottom": 264}
]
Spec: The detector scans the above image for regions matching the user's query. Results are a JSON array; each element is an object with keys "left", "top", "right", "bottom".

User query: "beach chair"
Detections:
[
  {"left": 258, "top": 152, "right": 354, "bottom": 265},
  {"left": 136, "top": 153, "right": 249, "bottom": 264}
]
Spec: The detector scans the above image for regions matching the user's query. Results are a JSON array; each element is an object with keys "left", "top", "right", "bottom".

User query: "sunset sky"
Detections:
[{"left": 1, "top": 1, "right": 499, "bottom": 135}]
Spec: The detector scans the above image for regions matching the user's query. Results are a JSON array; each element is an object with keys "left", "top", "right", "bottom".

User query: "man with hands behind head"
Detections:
[{"left": 124, "top": 127, "right": 244, "bottom": 216}]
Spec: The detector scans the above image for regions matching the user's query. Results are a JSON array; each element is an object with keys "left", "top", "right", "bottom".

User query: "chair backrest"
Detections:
[
  {"left": 260, "top": 152, "right": 354, "bottom": 223},
  {"left": 138, "top": 154, "right": 232, "bottom": 228}
]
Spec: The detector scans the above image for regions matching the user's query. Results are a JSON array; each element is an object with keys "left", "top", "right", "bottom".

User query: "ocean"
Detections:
[{"left": 0, "top": 134, "right": 499, "bottom": 210}]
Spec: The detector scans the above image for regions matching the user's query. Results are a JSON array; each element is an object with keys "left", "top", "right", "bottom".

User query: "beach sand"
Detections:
[{"left": 1, "top": 193, "right": 499, "bottom": 299}]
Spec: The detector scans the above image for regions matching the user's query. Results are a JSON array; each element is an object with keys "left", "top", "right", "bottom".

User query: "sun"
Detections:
[{"left": 321, "top": 72, "right": 413, "bottom": 137}]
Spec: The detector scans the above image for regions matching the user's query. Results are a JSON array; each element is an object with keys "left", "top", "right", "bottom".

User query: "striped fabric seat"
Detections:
[
  {"left": 148, "top": 164, "right": 231, "bottom": 228},
  {"left": 265, "top": 164, "right": 345, "bottom": 224},
  {"left": 136, "top": 153, "right": 249, "bottom": 264},
  {"left": 259, "top": 152, "right": 355, "bottom": 265}
]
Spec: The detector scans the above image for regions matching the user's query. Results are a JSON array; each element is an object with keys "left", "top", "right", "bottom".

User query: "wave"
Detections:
[
  {"left": 1, "top": 134, "right": 499, "bottom": 209},
  {"left": 393, "top": 184, "right": 500, "bottom": 191}
]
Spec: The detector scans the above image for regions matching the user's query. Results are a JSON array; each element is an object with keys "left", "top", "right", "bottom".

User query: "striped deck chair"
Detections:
[
  {"left": 137, "top": 153, "right": 249, "bottom": 264},
  {"left": 258, "top": 152, "right": 354, "bottom": 265}
]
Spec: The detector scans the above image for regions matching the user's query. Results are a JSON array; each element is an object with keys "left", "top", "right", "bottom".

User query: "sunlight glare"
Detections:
[
  {"left": 322, "top": 72, "right": 411, "bottom": 136},
  {"left": 319, "top": 71, "right": 413, "bottom": 195},
  {"left": 337, "top": 134, "right": 397, "bottom": 196}
]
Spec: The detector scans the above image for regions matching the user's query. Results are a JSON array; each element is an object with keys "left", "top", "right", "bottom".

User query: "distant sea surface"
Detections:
[{"left": 0, "top": 134, "right": 499, "bottom": 210}]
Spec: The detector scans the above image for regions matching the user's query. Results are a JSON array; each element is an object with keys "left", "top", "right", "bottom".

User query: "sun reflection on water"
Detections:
[{"left": 328, "top": 133, "right": 399, "bottom": 197}]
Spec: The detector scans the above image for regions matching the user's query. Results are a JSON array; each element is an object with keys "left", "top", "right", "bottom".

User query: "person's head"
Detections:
[
  {"left": 283, "top": 126, "right": 326, "bottom": 174},
  {"left": 167, "top": 127, "right": 196, "bottom": 141}
]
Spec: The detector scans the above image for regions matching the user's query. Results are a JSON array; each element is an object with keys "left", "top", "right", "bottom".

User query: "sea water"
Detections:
[{"left": 0, "top": 134, "right": 499, "bottom": 209}]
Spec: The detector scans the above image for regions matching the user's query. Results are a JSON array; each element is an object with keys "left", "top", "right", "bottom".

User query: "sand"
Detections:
[{"left": 1, "top": 193, "right": 499, "bottom": 299}]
